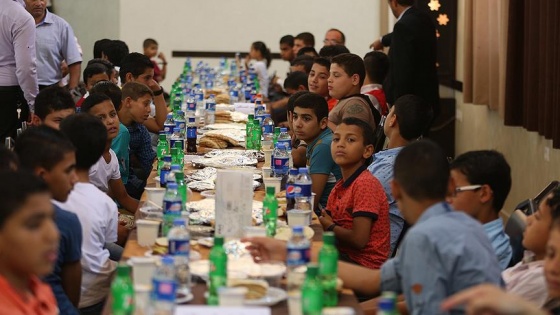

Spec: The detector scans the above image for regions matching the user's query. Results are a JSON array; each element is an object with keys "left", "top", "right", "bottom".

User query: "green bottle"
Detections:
[
  {"left": 252, "top": 119, "right": 262, "bottom": 151},
  {"left": 207, "top": 236, "right": 227, "bottom": 305},
  {"left": 111, "top": 263, "right": 134, "bottom": 315},
  {"left": 273, "top": 127, "right": 281, "bottom": 146},
  {"left": 173, "top": 142, "right": 184, "bottom": 168},
  {"left": 319, "top": 232, "right": 339, "bottom": 307},
  {"left": 175, "top": 172, "right": 187, "bottom": 204},
  {"left": 157, "top": 133, "right": 169, "bottom": 171},
  {"left": 171, "top": 147, "right": 181, "bottom": 167},
  {"left": 263, "top": 186, "right": 278, "bottom": 237},
  {"left": 246, "top": 114, "right": 254, "bottom": 150},
  {"left": 301, "top": 264, "right": 323, "bottom": 315}
]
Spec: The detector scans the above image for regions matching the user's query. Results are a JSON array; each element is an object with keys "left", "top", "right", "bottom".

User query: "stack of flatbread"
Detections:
[
  {"left": 199, "top": 128, "right": 246, "bottom": 149},
  {"left": 214, "top": 111, "right": 249, "bottom": 124}
]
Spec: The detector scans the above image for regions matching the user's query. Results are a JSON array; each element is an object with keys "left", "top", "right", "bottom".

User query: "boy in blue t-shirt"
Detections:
[{"left": 292, "top": 92, "right": 342, "bottom": 209}]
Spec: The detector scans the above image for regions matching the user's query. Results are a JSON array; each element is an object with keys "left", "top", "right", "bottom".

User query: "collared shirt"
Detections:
[
  {"left": 327, "top": 165, "right": 390, "bottom": 269},
  {"left": 0, "top": 0, "right": 38, "bottom": 108},
  {"left": 0, "top": 274, "right": 58, "bottom": 315},
  {"left": 34, "top": 10, "right": 82, "bottom": 85},
  {"left": 368, "top": 147, "right": 404, "bottom": 253},
  {"left": 306, "top": 128, "right": 342, "bottom": 208},
  {"left": 360, "top": 84, "right": 388, "bottom": 116},
  {"left": 484, "top": 218, "right": 513, "bottom": 270},
  {"left": 502, "top": 252, "right": 547, "bottom": 307},
  {"left": 381, "top": 202, "right": 503, "bottom": 315},
  {"left": 127, "top": 122, "right": 156, "bottom": 177}
]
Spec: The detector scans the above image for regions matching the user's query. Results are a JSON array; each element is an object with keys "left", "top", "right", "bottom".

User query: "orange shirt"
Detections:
[
  {"left": 327, "top": 98, "right": 338, "bottom": 112},
  {"left": 0, "top": 275, "right": 58, "bottom": 315}
]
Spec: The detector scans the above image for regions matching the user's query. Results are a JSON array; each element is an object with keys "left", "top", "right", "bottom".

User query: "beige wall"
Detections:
[{"left": 455, "top": 0, "right": 560, "bottom": 212}]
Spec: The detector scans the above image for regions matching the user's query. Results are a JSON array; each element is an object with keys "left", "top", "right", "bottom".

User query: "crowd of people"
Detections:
[{"left": 0, "top": 0, "right": 557, "bottom": 314}]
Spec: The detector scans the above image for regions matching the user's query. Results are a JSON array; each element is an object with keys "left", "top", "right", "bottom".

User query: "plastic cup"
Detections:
[
  {"left": 261, "top": 167, "right": 272, "bottom": 179},
  {"left": 136, "top": 219, "right": 160, "bottom": 247},
  {"left": 263, "top": 177, "right": 281, "bottom": 194},
  {"left": 129, "top": 257, "right": 158, "bottom": 287},
  {"left": 263, "top": 148, "right": 273, "bottom": 166},
  {"left": 287, "top": 210, "right": 311, "bottom": 226},
  {"left": 218, "top": 287, "right": 248, "bottom": 306},
  {"left": 144, "top": 187, "right": 166, "bottom": 208},
  {"left": 257, "top": 260, "right": 286, "bottom": 287}
]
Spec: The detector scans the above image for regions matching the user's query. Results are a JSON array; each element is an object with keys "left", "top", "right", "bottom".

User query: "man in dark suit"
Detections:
[{"left": 371, "top": 0, "right": 440, "bottom": 121}]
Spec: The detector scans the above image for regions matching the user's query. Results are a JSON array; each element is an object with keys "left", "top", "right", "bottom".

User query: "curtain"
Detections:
[
  {"left": 463, "top": 0, "right": 509, "bottom": 114},
  {"left": 504, "top": 0, "right": 560, "bottom": 148}
]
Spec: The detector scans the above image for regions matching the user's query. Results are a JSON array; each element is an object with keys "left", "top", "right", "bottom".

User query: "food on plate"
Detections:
[{"left": 228, "top": 279, "right": 269, "bottom": 300}]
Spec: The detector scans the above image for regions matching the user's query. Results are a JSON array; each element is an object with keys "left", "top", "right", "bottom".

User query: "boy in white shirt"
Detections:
[{"left": 55, "top": 113, "right": 129, "bottom": 314}]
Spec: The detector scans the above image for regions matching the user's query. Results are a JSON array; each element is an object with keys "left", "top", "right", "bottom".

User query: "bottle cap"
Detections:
[
  {"left": 280, "top": 127, "right": 287, "bottom": 132},
  {"left": 161, "top": 256, "right": 174, "bottom": 265},
  {"left": 274, "top": 127, "right": 281, "bottom": 132},
  {"left": 214, "top": 235, "right": 224, "bottom": 246},
  {"left": 116, "top": 263, "right": 131, "bottom": 276},
  {"left": 163, "top": 155, "right": 172, "bottom": 162},
  {"left": 174, "top": 141, "right": 183, "bottom": 149},
  {"left": 248, "top": 114, "right": 255, "bottom": 120},
  {"left": 173, "top": 218, "right": 186, "bottom": 226},
  {"left": 323, "top": 232, "right": 335, "bottom": 244},
  {"left": 159, "top": 133, "right": 167, "bottom": 140},
  {"left": 175, "top": 172, "right": 185, "bottom": 181},
  {"left": 292, "top": 226, "right": 303, "bottom": 234},
  {"left": 177, "top": 110, "right": 184, "bottom": 115},
  {"left": 167, "top": 113, "right": 173, "bottom": 118},
  {"left": 253, "top": 119, "right": 260, "bottom": 125},
  {"left": 170, "top": 164, "right": 181, "bottom": 171},
  {"left": 266, "top": 186, "right": 276, "bottom": 195},
  {"left": 167, "top": 182, "right": 178, "bottom": 189},
  {"left": 188, "top": 117, "right": 196, "bottom": 123},
  {"left": 289, "top": 168, "right": 299, "bottom": 176},
  {"left": 306, "top": 264, "right": 319, "bottom": 277},
  {"left": 298, "top": 167, "right": 309, "bottom": 174}
]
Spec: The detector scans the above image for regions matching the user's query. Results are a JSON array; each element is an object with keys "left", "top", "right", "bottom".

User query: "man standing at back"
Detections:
[
  {"left": 24, "top": 0, "right": 82, "bottom": 93},
  {"left": 323, "top": 28, "right": 345, "bottom": 47},
  {"left": 371, "top": 0, "right": 440, "bottom": 119},
  {"left": 0, "top": 0, "right": 38, "bottom": 140}
]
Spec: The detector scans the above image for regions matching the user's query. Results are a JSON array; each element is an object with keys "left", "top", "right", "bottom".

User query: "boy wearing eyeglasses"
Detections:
[{"left": 448, "top": 150, "right": 513, "bottom": 270}]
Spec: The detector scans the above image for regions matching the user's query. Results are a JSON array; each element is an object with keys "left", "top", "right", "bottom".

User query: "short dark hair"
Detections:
[
  {"left": 312, "top": 57, "right": 331, "bottom": 71},
  {"left": 119, "top": 52, "right": 154, "bottom": 83},
  {"left": 87, "top": 58, "right": 114, "bottom": 78},
  {"left": 280, "top": 35, "right": 294, "bottom": 46},
  {"left": 104, "top": 40, "right": 129, "bottom": 67},
  {"left": 287, "top": 91, "right": 312, "bottom": 114},
  {"left": 450, "top": 151, "right": 512, "bottom": 212},
  {"left": 331, "top": 53, "right": 366, "bottom": 86},
  {"left": 364, "top": 51, "right": 389, "bottom": 84},
  {"left": 291, "top": 55, "right": 314, "bottom": 74},
  {"left": 0, "top": 147, "right": 18, "bottom": 171},
  {"left": 93, "top": 38, "right": 111, "bottom": 59},
  {"left": 81, "top": 93, "right": 112, "bottom": 114},
  {"left": 293, "top": 92, "right": 329, "bottom": 122},
  {"left": 548, "top": 188, "right": 560, "bottom": 225},
  {"left": 59, "top": 114, "right": 107, "bottom": 170},
  {"left": 340, "top": 117, "right": 375, "bottom": 146},
  {"left": 327, "top": 28, "right": 346, "bottom": 45},
  {"left": 297, "top": 47, "right": 319, "bottom": 58},
  {"left": 121, "top": 82, "right": 154, "bottom": 101},
  {"left": 393, "top": 95, "right": 433, "bottom": 140},
  {"left": 143, "top": 38, "right": 158, "bottom": 48},
  {"left": 83, "top": 63, "right": 108, "bottom": 85},
  {"left": 394, "top": 140, "right": 449, "bottom": 201},
  {"left": 319, "top": 45, "right": 350, "bottom": 60},
  {"left": 34, "top": 86, "right": 76, "bottom": 120},
  {"left": 295, "top": 32, "right": 315, "bottom": 47},
  {"left": 90, "top": 81, "right": 123, "bottom": 111},
  {"left": 14, "top": 126, "right": 75, "bottom": 171},
  {"left": 284, "top": 71, "right": 309, "bottom": 91},
  {"left": 0, "top": 170, "right": 49, "bottom": 229}
]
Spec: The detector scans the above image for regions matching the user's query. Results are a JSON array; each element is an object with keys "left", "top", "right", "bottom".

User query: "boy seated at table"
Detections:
[
  {"left": 117, "top": 81, "right": 154, "bottom": 199},
  {"left": 284, "top": 91, "right": 311, "bottom": 169},
  {"left": 31, "top": 85, "right": 76, "bottom": 129},
  {"left": 308, "top": 57, "right": 338, "bottom": 111},
  {"left": 368, "top": 94, "right": 433, "bottom": 254},
  {"left": 318, "top": 117, "right": 390, "bottom": 269},
  {"left": 0, "top": 171, "right": 60, "bottom": 315},
  {"left": 55, "top": 114, "right": 125, "bottom": 313},
  {"left": 15, "top": 126, "right": 83, "bottom": 314},
  {"left": 292, "top": 92, "right": 342, "bottom": 209},
  {"left": 75, "top": 63, "right": 110, "bottom": 109},
  {"left": 327, "top": 53, "right": 379, "bottom": 131},
  {"left": 362, "top": 51, "right": 389, "bottom": 116},
  {"left": 448, "top": 150, "right": 513, "bottom": 270},
  {"left": 81, "top": 93, "right": 139, "bottom": 214}
]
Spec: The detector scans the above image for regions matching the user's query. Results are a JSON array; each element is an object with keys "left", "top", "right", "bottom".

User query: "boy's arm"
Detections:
[
  {"left": 61, "top": 261, "right": 81, "bottom": 307},
  {"left": 109, "top": 178, "right": 139, "bottom": 213},
  {"left": 339, "top": 260, "right": 381, "bottom": 297},
  {"left": 319, "top": 211, "right": 373, "bottom": 250},
  {"left": 310, "top": 173, "right": 328, "bottom": 210},
  {"left": 143, "top": 79, "right": 168, "bottom": 132}
]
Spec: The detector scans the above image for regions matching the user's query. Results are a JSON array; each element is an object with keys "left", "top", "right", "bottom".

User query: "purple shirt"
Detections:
[{"left": 0, "top": 0, "right": 38, "bottom": 108}]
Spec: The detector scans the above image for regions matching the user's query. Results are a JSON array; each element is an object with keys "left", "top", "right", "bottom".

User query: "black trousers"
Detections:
[{"left": 0, "top": 86, "right": 29, "bottom": 140}]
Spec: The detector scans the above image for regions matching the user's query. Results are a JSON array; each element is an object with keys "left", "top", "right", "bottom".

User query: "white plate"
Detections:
[
  {"left": 143, "top": 250, "right": 202, "bottom": 261},
  {"left": 244, "top": 287, "right": 287, "bottom": 306},
  {"left": 274, "top": 226, "right": 315, "bottom": 241},
  {"left": 189, "top": 258, "right": 260, "bottom": 280}
]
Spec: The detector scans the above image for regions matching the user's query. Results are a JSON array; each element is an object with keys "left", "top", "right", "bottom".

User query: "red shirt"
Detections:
[
  {"left": 327, "top": 98, "right": 338, "bottom": 112},
  {"left": 0, "top": 275, "right": 58, "bottom": 315},
  {"left": 326, "top": 165, "right": 390, "bottom": 269}
]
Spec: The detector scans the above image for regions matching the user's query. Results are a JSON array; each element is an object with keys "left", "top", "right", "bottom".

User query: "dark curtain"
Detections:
[{"left": 504, "top": 0, "right": 560, "bottom": 148}]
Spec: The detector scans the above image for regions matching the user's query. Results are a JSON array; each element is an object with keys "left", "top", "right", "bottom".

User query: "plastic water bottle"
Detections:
[
  {"left": 286, "top": 168, "right": 298, "bottom": 211},
  {"left": 295, "top": 168, "right": 312, "bottom": 211},
  {"left": 163, "top": 113, "right": 175, "bottom": 138},
  {"left": 230, "top": 85, "right": 240, "bottom": 105},
  {"left": 205, "top": 94, "right": 216, "bottom": 126},
  {"left": 152, "top": 256, "right": 176, "bottom": 315},
  {"left": 278, "top": 127, "right": 292, "bottom": 168},
  {"left": 165, "top": 163, "right": 182, "bottom": 184},
  {"left": 319, "top": 232, "right": 339, "bottom": 307},
  {"left": 287, "top": 226, "right": 311, "bottom": 315},
  {"left": 301, "top": 264, "right": 322, "bottom": 315},
  {"left": 272, "top": 142, "right": 289, "bottom": 178},
  {"left": 168, "top": 218, "right": 191, "bottom": 295},
  {"left": 207, "top": 236, "right": 227, "bottom": 305},
  {"left": 169, "top": 127, "right": 184, "bottom": 151},
  {"left": 185, "top": 92, "right": 196, "bottom": 119},
  {"left": 186, "top": 117, "right": 197, "bottom": 154},
  {"left": 255, "top": 102, "right": 266, "bottom": 125},
  {"left": 263, "top": 186, "right": 278, "bottom": 237},
  {"left": 175, "top": 110, "right": 186, "bottom": 132},
  {"left": 193, "top": 84, "right": 205, "bottom": 123},
  {"left": 163, "top": 183, "right": 183, "bottom": 236},
  {"left": 159, "top": 155, "right": 172, "bottom": 188},
  {"left": 262, "top": 114, "right": 274, "bottom": 142}
]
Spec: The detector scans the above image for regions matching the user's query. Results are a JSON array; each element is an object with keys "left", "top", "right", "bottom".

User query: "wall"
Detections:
[{"left": 455, "top": 0, "right": 560, "bottom": 212}]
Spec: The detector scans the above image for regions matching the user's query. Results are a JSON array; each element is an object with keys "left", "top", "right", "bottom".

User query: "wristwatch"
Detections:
[
  {"left": 326, "top": 223, "right": 337, "bottom": 231},
  {"left": 153, "top": 87, "right": 164, "bottom": 96}
]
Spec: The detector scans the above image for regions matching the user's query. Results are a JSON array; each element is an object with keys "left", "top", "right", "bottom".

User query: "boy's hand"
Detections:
[
  {"left": 370, "top": 39, "right": 383, "bottom": 51},
  {"left": 147, "top": 79, "right": 161, "bottom": 92},
  {"left": 319, "top": 209, "right": 334, "bottom": 230},
  {"left": 157, "top": 52, "right": 167, "bottom": 63},
  {"left": 241, "top": 237, "right": 287, "bottom": 262}
]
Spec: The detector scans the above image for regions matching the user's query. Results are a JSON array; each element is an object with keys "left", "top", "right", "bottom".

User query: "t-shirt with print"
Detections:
[
  {"left": 42, "top": 204, "right": 82, "bottom": 315},
  {"left": 111, "top": 123, "right": 130, "bottom": 184},
  {"left": 89, "top": 149, "right": 120, "bottom": 193},
  {"left": 326, "top": 165, "right": 390, "bottom": 269},
  {"left": 306, "top": 128, "right": 342, "bottom": 208},
  {"left": 328, "top": 94, "right": 378, "bottom": 128},
  {"left": 53, "top": 182, "right": 118, "bottom": 308}
]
